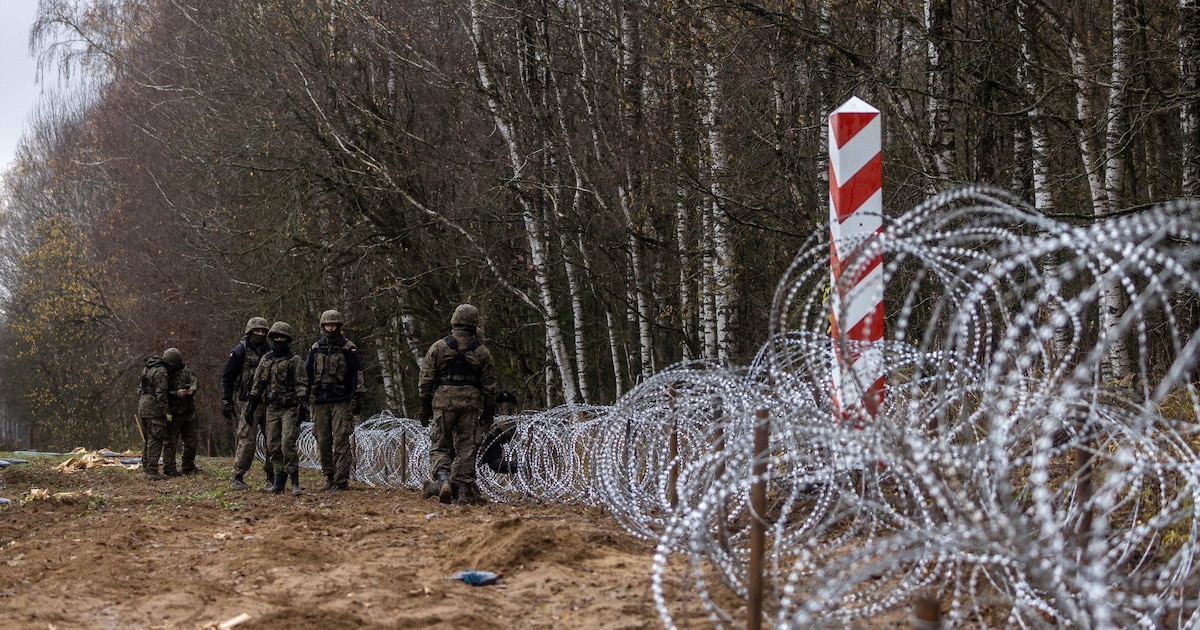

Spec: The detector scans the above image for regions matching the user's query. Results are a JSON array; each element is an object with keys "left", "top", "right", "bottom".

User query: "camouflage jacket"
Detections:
[
  {"left": 167, "top": 366, "right": 198, "bottom": 416},
  {"left": 249, "top": 349, "right": 308, "bottom": 407},
  {"left": 417, "top": 327, "right": 498, "bottom": 411},
  {"left": 137, "top": 356, "right": 170, "bottom": 419}
]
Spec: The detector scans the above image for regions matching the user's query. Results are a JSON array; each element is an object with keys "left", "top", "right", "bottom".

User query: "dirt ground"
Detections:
[{"left": 0, "top": 453, "right": 718, "bottom": 630}]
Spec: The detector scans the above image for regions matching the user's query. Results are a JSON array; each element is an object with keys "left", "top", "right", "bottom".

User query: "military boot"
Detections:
[
  {"left": 267, "top": 472, "right": 286, "bottom": 494},
  {"left": 455, "top": 482, "right": 480, "bottom": 506},
  {"left": 436, "top": 471, "right": 453, "bottom": 504},
  {"left": 144, "top": 467, "right": 168, "bottom": 481},
  {"left": 230, "top": 472, "right": 249, "bottom": 490},
  {"left": 322, "top": 473, "right": 334, "bottom": 491},
  {"left": 290, "top": 470, "right": 303, "bottom": 495},
  {"left": 260, "top": 472, "right": 275, "bottom": 491},
  {"left": 422, "top": 478, "right": 440, "bottom": 499}
]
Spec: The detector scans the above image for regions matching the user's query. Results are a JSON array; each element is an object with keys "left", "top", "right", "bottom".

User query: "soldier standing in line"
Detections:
[
  {"left": 137, "top": 351, "right": 172, "bottom": 480},
  {"left": 247, "top": 321, "right": 308, "bottom": 495},
  {"left": 222, "top": 317, "right": 272, "bottom": 490},
  {"left": 418, "top": 304, "right": 499, "bottom": 505},
  {"left": 305, "top": 309, "right": 362, "bottom": 492},
  {"left": 161, "top": 348, "right": 200, "bottom": 475}
]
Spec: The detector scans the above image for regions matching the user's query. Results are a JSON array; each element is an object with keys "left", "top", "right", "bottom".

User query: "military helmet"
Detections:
[
  {"left": 245, "top": 316, "right": 270, "bottom": 334},
  {"left": 268, "top": 321, "right": 294, "bottom": 340},
  {"left": 320, "top": 309, "right": 343, "bottom": 326},
  {"left": 451, "top": 304, "right": 480, "bottom": 328},
  {"left": 163, "top": 347, "right": 184, "bottom": 368}
]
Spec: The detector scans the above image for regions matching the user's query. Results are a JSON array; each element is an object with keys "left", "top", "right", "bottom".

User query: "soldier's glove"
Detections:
[
  {"left": 479, "top": 401, "right": 496, "bottom": 429},
  {"left": 221, "top": 399, "right": 234, "bottom": 421},
  {"left": 244, "top": 396, "right": 260, "bottom": 423},
  {"left": 298, "top": 402, "right": 309, "bottom": 424},
  {"left": 497, "top": 390, "right": 518, "bottom": 405},
  {"left": 350, "top": 396, "right": 362, "bottom": 415},
  {"left": 417, "top": 397, "right": 433, "bottom": 427}
]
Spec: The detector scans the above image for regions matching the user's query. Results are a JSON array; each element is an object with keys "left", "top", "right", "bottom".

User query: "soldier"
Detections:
[
  {"left": 161, "top": 348, "right": 200, "bottom": 475},
  {"left": 137, "top": 352, "right": 172, "bottom": 480},
  {"left": 305, "top": 309, "right": 361, "bottom": 492},
  {"left": 246, "top": 321, "right": 308, "bottom": 495},
  {"left": 418, "top": 304, "right": 499, "bottom": 505},
  {"left": 222, "top": 317, "right": 272, "bottom": 490}
]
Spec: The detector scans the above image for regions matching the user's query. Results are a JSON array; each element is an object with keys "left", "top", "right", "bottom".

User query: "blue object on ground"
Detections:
[{"left": 450, "top": 570, "right": 501, "bottom": 586}]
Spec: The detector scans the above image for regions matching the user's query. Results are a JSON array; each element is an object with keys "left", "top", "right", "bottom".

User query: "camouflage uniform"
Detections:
[
  {"left": 166, "top": 362, "right": 199, "bottom": 470},
  {"left": 305, "top": 310, "right": 361, "bottom": 491},
  {"left": 164, "top": 358, "right": 200, "bottom": 475},
  {"left": 222, "top": 317, "right": 272, "bottom": 489},
  {"left": 418, "top": 304, "right": 498, "bottom": 504},
  {"left": 137, "top": 354, "right": 171, "bottom": 480},
  {"left": 248, "top": 321, "right": 308, "bottom": 494}
]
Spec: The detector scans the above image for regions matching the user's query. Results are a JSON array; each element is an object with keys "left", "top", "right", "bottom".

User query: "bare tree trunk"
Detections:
[
  {"left": 926, "top": 0, "right": 954, "bottom": 185},
  {"left": 468, "top": 0, "right": 579, "bottom": 405},
  {"left": 1183, "top": 0, "right": 1200, "bottom": 196},
  {"left": 617, "top": 6, "right": 656, "bottom": 379}
]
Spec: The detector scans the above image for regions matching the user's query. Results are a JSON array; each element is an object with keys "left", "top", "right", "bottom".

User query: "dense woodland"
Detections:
[{"left": 0, "top": 0, "right": 1196, "bottom": 452}]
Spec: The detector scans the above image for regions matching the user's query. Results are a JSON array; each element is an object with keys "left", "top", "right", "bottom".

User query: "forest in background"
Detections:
[{"left": 0, "top": 0, "right": 1196, "bottom": 452}]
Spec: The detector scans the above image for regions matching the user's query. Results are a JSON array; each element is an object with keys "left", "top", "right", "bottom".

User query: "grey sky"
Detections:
[{"left": 0, "top": 1, "right": 42, "bottom": 172}]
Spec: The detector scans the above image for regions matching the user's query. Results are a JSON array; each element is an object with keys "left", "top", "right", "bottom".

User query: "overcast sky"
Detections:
[{"left": 0, "top": 1, "right": 43, "bottom": 173}]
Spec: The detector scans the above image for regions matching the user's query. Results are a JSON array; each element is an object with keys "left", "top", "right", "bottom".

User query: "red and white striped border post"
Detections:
[{"left": 828, "top": 96, "right": 884, "bottom": 427}]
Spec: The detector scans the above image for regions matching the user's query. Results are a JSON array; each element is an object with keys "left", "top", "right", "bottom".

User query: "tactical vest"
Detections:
[
  {"left": 311, "top": 337, "right": 352, "bottom": 398},
  {"left": 260, "top": 352, "right": 300, "bottom": 406},
  {"left": 438, "top": 335, "right": 481, "bottom": 388}
]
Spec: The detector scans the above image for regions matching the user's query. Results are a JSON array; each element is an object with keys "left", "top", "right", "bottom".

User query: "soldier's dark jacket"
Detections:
[
  {"left": 305, "top": 334, "right": 361, "bottom": 404},
  {"left": 250, "top": 348, "right": 308, "bottom": 407},
  {"left": 221, "top": 336, "right": 270, "bottom": 402},
  {"left": 138, "top": 356, "right": 171, "bottom": 419},
  {"left": 418, "top": 326, "right": 498, "bottom": 410}
]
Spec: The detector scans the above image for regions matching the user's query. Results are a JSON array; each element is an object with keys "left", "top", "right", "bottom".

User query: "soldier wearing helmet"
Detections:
[
  {"left": 160, "top": 348, "right": 200, "bottom": 476},
  {"left": 221, "top": 316, "right": 274, "bottom": 490},
  {"left": 137, "top": 350, "right": 173, "bottom": 480},
  {"left": 417, "top": 303, "right": 499, "bottom": 505},
  {"left": 247, "top": 321, "right": 309, "bottom": 495},
  {"left": 305, "top": 309, "right": 362, "bottom": 491}
]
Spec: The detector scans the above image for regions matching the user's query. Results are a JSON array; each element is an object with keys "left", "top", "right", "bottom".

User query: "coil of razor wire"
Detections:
[{"left": 262, "top": 184, "right": 1200, "bottom": 628}]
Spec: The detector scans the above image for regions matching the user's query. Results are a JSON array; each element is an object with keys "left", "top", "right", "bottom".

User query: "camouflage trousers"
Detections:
[
  {"left": 162, "top": 412, "right": 199, "bottom": 473},
  {"left": 263, "top": 404, "right": 301, "bottom": 475},
  {"left": 232, "top": 399, "right": 271, "bottom": 477},
  {"left": 429, "top": 406, "right": 482, "bottom": 486},
  {"left": 312, "top": 401, "right": 354, "bottom": 485},
  {"left": 141, "top": 415, "right": 167, "bottom": 473}
]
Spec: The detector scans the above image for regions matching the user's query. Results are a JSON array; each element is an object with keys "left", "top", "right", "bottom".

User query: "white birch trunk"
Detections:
[
  {"left": 671, "top": 59, "right": 696, "bottom": 361},
  {"left": 1101, "top": 0, "right": 1132, "bottom": 381},
  {"left": 925, "top": 0, "right": 954, "bottom": 184},
  {"left": 702, "top": 14, "right": 734, "bottom": 363},
  {"left": 606, "top": 309, "right": 625, "bottom": 395},
  {"left": 1019, "top": 1, "right": 1070, "bottom": 362},
  {"left": 561, "top": 231, "right": 590, "bottom": 404}
]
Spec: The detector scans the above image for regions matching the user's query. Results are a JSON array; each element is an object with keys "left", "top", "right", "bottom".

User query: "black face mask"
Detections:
[
  {"left": 249, "top": 332, "right": 267, "bottom": 346},
  {"left": 271, "top": 340, "right": 290, "bottom": 355}
]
